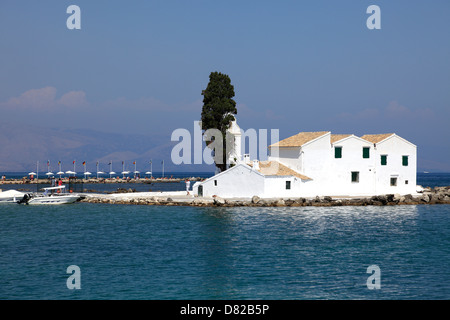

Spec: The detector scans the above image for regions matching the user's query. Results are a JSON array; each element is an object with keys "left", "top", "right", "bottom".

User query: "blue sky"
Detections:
[{"left": 1, "top": 0, "right": 449, "bottom": 171}]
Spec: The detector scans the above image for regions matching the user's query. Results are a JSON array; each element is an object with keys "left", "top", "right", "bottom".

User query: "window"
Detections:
[
  {"left": 351, "top": 171, "right": 359, "bottom": 183},
  {"left": 381, "top": 155, "right": 387, "bottom": 166},
  {"left": 286, "top": 181, "right": 291, "bottom": 190},
  {"left": 405, "top": 180, "right": 409, "bottom": 185},
  {"left": 214, "top": 180, "right": 217, "bottom": 186},
  {"left": 402, "top": 155, "right": 409, "bottom": 166},
  {"left": 363, "top": 147, "right": 370, "bottom": 159},
  {"left": 390, "top": 177, "right": 397, "bottom": 186},
  {"left": 335, "top": 146, "right": 342, "bottom": 158}
]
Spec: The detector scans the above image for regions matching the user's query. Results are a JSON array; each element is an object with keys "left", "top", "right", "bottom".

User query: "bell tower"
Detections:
[{"left": 226, "top": 118, "right": 242, "bottom": 168}]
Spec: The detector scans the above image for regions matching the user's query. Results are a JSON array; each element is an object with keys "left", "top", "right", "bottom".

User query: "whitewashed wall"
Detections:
[
  {"left": 325, "top": 136, "right": 376, "bottom": 196},
  {"left": 195, "top": 164, "right": 265, "bottom": 198},
  {"left": 373, "top": 135, "right": 417, "bottom": 195},
  {"left": 263, "top": 176, "right": 305, "bottom": 198},
  {"left": 269, "top": 147, "right": 302, "bottom": 173},
  {"left": 195, "top": 133, "right": 417, "bottom": 198}
]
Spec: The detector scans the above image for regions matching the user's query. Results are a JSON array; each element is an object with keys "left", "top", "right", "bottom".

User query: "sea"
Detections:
[{"left": 0, "top": 172, "right": 449, "bottom": 300}]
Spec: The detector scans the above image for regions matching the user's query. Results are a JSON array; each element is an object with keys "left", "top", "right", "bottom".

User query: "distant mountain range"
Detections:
[
  {"left": 0, "top": 122, "right": 212, "bottom": 173},
  {"left": 0, "top": 122, "right": 447, "bottom": 173}
]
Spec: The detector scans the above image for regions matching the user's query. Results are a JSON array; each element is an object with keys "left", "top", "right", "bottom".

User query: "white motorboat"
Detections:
[
  {"left": 20, "top": 185, "right": 81, "bottom": 205},
  {"left": 0, "top": 189, "right": 25, "bottom": 203}
]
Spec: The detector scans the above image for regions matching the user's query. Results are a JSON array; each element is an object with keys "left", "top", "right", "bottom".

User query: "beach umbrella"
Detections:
[
  {"left": 84, "top": 172, "right": 92, "bottom": 179},
  {"left": 96, "top": 170, "right": 105, "bottom": 179},
  {"left": 65, "top": 170, "right": 76, "bottom": 177},
  {"left": 28, "top": 172, "right": 37, "bottom": 175},
  {"left": 46, "top": 172, "right": 54, "bottom": 176},
  {"left": 57, "top": 171, "right": 65, "bottom": 175}
]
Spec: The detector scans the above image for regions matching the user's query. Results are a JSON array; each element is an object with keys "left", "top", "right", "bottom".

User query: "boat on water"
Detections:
[
  {"left": 18, "top": 185, "right": 81, "bottom": 205},
  {"left": 0, "top": 189, "right": 26, "bottom": 203}
]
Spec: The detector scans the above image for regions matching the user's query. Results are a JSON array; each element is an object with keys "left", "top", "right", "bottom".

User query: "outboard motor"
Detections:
[{"left": 17, "top": 193, "right": 31, "bottom": 205}]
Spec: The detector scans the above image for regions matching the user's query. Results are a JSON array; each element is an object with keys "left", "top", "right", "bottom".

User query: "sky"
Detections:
[{"left": 0, "top": 0, "right": 449, "bottom": 171}]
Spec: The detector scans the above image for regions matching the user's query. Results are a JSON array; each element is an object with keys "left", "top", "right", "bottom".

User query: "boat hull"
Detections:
[
  {"left": 0, "top": 198, "right": 20, "bottom": 203},
  {"left": 27, "top": 195, "right": 80, "bottom": 205},
  {"left": 0, "top": 190, "right": 25, "bottom": 203}
]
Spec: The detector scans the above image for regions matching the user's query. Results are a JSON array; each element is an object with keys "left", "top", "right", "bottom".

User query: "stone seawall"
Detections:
[{"left": 80, "top": 186, "right": 450, "bottom": 207}]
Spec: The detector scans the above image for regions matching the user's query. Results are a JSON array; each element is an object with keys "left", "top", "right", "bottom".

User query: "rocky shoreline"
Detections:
[{"left": 80, "top": 186, "right": 450, "bottom": 207}]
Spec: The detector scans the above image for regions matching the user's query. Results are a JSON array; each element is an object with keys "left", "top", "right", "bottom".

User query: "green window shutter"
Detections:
[
  {"left": 402, "top": 155, "right": 409, "bottom": 166},
  {"left": 363, "top": 147, "right": 370, "bottom": 159},
  {"left": 351, "top": 171, "right": 359, "bottom": 182},
  {"left": 335, "top": 147, "right": 342, "bottom": 158},
  {"left": 390, "top": 177, "right": 398, "bottom": 186},
  {"left": 286, "top": 181, "right": 291, "bottom": 190},
  {"left": 381, "top": 155, "right": 387, "bottom": 165}
]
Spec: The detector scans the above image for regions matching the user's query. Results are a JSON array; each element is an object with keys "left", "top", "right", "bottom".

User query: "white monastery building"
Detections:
[{"left": 193, "top": 120, "right": 418, "bottom": 198}]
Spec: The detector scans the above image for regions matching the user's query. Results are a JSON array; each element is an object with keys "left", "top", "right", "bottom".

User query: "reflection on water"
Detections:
[
  {"left": 194, "top": 205, "right": 425, "bottom": 299},
  {"left": 204, "top": 205, "right": 419, "bottom": 236}
]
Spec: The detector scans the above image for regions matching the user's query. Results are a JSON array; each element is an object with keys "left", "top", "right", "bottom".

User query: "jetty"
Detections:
[
  {"left": 0, "top": 177, "right": 205, "bottom": 185},
  {"left": 80, "top": 186, "right": 450, "bottom": 207}
]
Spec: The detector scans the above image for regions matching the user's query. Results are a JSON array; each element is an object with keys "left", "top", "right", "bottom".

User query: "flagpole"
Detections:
[
  {"left": 151, "top": 159, "right": 153, "bottom": 179},
  {"left": 162, "top": 160, "right": 164, "bottom": 178}
]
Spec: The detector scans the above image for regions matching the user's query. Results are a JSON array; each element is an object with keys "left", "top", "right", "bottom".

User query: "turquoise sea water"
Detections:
[{"left": 1, "top": 202, "right": 449, "bottom": 300}]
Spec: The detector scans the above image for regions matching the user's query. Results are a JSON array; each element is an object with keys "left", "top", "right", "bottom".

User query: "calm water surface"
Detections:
[{"left": 0, "top": 203, "right": 449, "bottom": 300}]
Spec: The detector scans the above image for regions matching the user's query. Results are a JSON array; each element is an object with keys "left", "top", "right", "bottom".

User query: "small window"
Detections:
[
  {"left": 405, "top": 180, "right": 409, "bottom": 185},
  {"left": 285, "top": 181, "right": 291, "bottom": 190},
  {"left": 390, "top": 177, "right": 397, "bottom": 186},
  {"left": 402, "top": 155, "right": 409, "bottom": 166},
  {"left": 214, "top": 180, "right": 217, "bottom": 186},
  {"left": 381, "top": 155, "right": 387, "bottom": 166},
  {"left": 335, "top": 146, "right": 342, "bottom": 158},
  {"left": 351, "top": 171, "right": 359, "bottom": 183},
  {"left": 363, "top": 147, "right": 370, "bottom": 159}
]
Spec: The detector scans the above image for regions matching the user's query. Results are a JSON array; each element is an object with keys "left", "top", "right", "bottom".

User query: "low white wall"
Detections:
[{"left": 195, "top": 165, "right": 265, "bottom": 198}]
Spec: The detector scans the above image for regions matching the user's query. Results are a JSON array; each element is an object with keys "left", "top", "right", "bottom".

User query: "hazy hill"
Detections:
[
  {"left": 0, "top": 122, "right": 447, "bottom": 173},
  {"left": 0, "top": 122, "right": 212, "bottom": 173}
]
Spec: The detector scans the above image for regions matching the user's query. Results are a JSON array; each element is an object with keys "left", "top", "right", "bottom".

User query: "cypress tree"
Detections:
[{"left": 201, "top": 71, "right": 237, "bottom": 172}]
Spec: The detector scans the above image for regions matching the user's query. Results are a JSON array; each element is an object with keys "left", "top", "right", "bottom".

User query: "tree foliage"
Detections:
[{"left": 201, "top": 71, "right": 237, "bottom": 172}]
